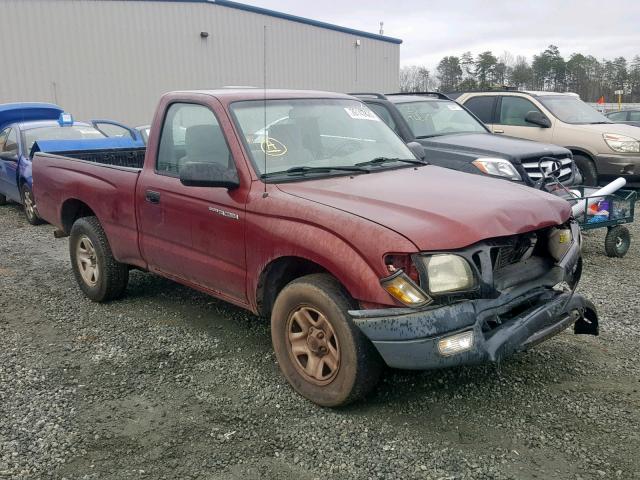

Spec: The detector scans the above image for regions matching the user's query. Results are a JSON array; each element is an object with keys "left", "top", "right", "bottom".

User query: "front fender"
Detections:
[{"left": 245, "top": 189, "right": 418, "bottom": 311}]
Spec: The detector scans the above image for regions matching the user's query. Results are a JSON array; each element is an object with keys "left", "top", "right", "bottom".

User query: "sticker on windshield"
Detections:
[
  {"left": 447, "top": 104, "right": 463, "bottom": 111},
  {"left": 261, "top": 137, "right": 287, "bottom": 156},
  {"left": 344, "top": 106, "right": 380, "bottom": 121}
]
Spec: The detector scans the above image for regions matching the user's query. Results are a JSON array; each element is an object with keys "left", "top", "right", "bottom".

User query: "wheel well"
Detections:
[
  {"left": 256, "top": 257, "right": 328, "bottom": 318},
  {"left": 61, "top": 199, "right": 96, "bottom": 234}
]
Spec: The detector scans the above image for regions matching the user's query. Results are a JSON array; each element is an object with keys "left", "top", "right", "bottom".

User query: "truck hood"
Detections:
[
  {"left": 276, "top": 165, "right": 571, "bottom": 251},
  {"left": 417, "top": 133, "right": 569, "bottom": 162}
]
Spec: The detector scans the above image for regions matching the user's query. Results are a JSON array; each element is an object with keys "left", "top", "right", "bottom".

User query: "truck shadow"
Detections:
[{"left": 123, "top": 269, "right": 596, "bottom": 410}]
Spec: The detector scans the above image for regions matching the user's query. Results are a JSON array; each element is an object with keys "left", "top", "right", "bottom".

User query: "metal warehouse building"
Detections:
[{"left": 0, "top": 0, "right": 401, "bottom": 125}]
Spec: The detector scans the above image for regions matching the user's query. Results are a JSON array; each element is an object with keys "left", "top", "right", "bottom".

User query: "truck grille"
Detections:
[
  {"left": 489, "top": 233, "right": 538, "bottom": 271},
  {"left": 521, "top": 156, "right": 573, "bottom": 183}
]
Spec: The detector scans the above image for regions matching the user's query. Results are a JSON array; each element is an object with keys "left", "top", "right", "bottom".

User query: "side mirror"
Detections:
[
  {"left": 406, "top": 141, "right": 426, "bottom": 160},
  {"left": 0, "top": 152, "right": 18, "bottom": 162},
  {"left": 525, "top": 111, "right": 552, "bottom": 128},
  {"left": 179, "top": 162, "right": 239, "bottom": 189}
]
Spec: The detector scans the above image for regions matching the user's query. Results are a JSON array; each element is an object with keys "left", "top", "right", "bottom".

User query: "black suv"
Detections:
[{"left": 353, "top": 92, "right": 578, "bottom": 188}]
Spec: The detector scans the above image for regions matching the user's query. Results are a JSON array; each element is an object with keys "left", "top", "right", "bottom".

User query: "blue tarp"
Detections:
[
  {"left": 33, "top": 137, "right": 145, "bottom": 154},
  {"left": 0, "top": 103, "right": 64, "bottom": 131}
]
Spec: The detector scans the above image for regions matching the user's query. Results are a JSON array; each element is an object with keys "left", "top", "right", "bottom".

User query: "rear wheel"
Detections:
[
  {"left": 573, "top": 154, "right": 597, "bottom": 186},
  {"left": 0, "top": 193, "right": 6, "bottom": 205},
  {"left": 21, "top": 184, "right": 44, "bottom": 225},
  {"left": 604, "top": 225, "right": 630, "bottom": 258},
  {"left": 271, "top": 273, "right": 382, "bottom": 407},
  {"left": 69, "top": 216, "right": 129, "bottom": 302}
]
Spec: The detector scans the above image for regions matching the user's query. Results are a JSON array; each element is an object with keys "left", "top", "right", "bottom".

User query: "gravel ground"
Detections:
[{"left": 0, "top": 202, "right": 639, "bottom": 480}]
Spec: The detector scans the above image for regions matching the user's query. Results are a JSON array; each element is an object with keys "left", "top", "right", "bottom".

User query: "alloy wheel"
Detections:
[{"left": 286, "top": 306, "right": 341, "bottom": 385}]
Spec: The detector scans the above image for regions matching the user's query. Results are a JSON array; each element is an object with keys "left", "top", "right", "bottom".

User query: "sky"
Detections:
[{"left": 246, "top": 0, "right": 640, "bottom": 70}]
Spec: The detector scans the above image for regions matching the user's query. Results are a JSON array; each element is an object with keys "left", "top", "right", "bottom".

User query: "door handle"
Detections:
[
  {"left": 494, "top": 129, "right": 504, "bottom": 134},
  {"left": 145, "top": 190, "right": 161, "bottom": 204}
]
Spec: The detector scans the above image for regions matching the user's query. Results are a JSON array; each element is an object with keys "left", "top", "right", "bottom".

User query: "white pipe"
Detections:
[{"left": 571, "top": 177, "right": 627, "bottom": 217}]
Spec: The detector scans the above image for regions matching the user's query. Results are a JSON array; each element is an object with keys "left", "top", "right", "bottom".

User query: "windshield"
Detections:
[
  {"left": 230, "top": 99, "right": 416, "bottom": 177},
  {"left": 538, "top": 96, "right": 611, "bottom": 124},
  {"left": 23, "top": 125, "right": 105, "bottom": 151},
  {"left": 394, "top": 100, "right": 487, "bottom": 138}
]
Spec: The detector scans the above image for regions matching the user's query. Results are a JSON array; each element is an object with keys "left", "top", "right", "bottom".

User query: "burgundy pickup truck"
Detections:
[{"left": 33, "top": 89, "right": 598, "bottom": 407}]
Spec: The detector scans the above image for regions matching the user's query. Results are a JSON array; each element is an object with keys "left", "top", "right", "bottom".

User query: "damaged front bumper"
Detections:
[{"left": 350, "top": 223, "right": 599, "bottom": 370}]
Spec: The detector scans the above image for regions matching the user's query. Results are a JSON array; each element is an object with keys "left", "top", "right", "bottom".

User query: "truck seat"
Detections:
[{"left": 179, "top": 124, "right": 230, "bottom": 170}]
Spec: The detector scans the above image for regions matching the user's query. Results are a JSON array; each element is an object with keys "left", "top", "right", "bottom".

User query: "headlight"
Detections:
[
  {"left": 603, "top": 133, "right": 640, "bottom": 153},
  {"left": 423, "top": 254, "right": 476, "bottom": 294},
  {"left": 380, "top": 271, "right": 432, "bottom": 307},
  {"left": 472, "top": 157, "right": 522, "bottom": 180}
]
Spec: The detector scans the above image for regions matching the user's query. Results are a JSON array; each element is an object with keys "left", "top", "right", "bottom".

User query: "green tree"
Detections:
[
  {"left": 475, "top": 51, "right": 497, "bottom": 88},
  {"left": 629, "top": 56, "right": 640, "bottom": 102},
  {"left": 437, "top": 56, "right": 463, "bottom": 91},
  {"left": 532, "top": 45, "right": 566, "bottom": 91}
]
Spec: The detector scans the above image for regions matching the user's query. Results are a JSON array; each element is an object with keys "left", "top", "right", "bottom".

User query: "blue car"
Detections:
[{"left": 0, "top": 103, "right": 142, "bottom": 224}]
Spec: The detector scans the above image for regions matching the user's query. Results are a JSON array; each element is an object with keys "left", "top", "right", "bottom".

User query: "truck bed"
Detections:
[
  {"left": 32, "top": 152, "right": 144, "bottom": 266},
  {"left": 57, "top": 147, "right": 146, "bottom": 169}
]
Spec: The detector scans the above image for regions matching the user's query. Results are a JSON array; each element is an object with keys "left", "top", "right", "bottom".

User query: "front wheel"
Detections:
[
  {"left": 21, "top": 184, "right": 44, "bottom": 225},
  {"left": 0, "top": 193, "right": 7, "bottom": 205},
  {"left": 573, "top": 154, "right": 598, "bottom": 186},
  {"left": 271, "top": 273, "right": 382, "bottom": 407},
  {"left": 604, "top": 225, "right": 630, "bottom": 258},
  {"left": 69, "top": 216, "right": 129, "bottom": 302}
]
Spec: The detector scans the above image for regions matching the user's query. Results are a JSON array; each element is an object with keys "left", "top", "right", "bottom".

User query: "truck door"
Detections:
[
  {"left": 136, "top": 101, "right": 248, "bottom": 303},
  {"left": 0, "top": 127, "right": 21, "bottom": 202},
  {"left": 493, "top": 96, "right": 554, "bottom": 143}
]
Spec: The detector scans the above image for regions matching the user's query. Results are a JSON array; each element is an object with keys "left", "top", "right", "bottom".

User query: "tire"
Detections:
[
  {"left": 604, "top": 225, "right": 630, "bottom": 258},
  {"left": 573, "top": 154, "right": 598, "bottom": 186},
  {"left": 0, "top": 193, "right": 7, "bottom": 206},
  {"left": 271, "top": 273, "right": 382, "bottom": 407},
  {"left": 21, "top": 184, "right": 44, "bottom": 225},
  {"left": 69, "top": 216, "right": 129, "bottom": 302}
]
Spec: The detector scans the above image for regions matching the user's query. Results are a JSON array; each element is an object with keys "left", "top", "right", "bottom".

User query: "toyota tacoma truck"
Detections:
[
  {"left": 353, "top": 92, "right": 578, "bottom": 189},
  {"left": 33, "top": 89, "right": 598, "bottom": 407}
]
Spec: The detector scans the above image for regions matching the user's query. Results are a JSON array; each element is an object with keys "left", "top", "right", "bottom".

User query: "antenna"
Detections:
[
  {"left": 379, "top": 21, "right": 384, "bottom": 35},
  {"left": 262, "top": 24, "right": 268, "bottom": 198}
]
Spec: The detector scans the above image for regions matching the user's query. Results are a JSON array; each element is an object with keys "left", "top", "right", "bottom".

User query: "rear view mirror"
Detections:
[
  {"left": 525, "top": 111, "right": 552, "bottom": 128},
  {"left": 406, "top": 141, "right": 426, "bottom": 160},
  {"left": 179, "top": 162, "right": 239, "bottom": 189},
  {"left": 0, "top": 152, "right": 18, "bottom": 162}
]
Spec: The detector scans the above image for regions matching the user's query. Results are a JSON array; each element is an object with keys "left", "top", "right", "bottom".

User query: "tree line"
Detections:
[{"left": 400, "top": 45, "right": 640, "bottom": 103}]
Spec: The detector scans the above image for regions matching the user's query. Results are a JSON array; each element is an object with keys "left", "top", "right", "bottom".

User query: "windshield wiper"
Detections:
[
  {"left": 261, "top": 165, "right": 370, "bottom": 179},
  {"left": 590, "top": 121, "right": 612, "bottom": 124},
  {"left": 355, "top": 157, "right": 427, "bottom": 167}
]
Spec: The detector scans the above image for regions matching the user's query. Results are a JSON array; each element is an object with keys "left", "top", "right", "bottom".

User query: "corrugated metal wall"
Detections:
[{"left": 0, "top": 0, "right": 400, "bottom": 125}]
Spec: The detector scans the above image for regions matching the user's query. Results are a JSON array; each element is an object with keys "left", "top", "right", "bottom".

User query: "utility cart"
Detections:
[{"left": 570, "top": 187, "right": 637, "bottom": 257}]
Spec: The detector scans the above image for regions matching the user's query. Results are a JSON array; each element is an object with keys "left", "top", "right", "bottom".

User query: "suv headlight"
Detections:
[
  {"left": 423, "top": 254, "right": 476, "bottom": 294},
  {"left": 472, "top": 157, "right": 522, "bottom": 180},
  {"left": 603, "top": 133, "right": 640, "bottom": 153}
]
